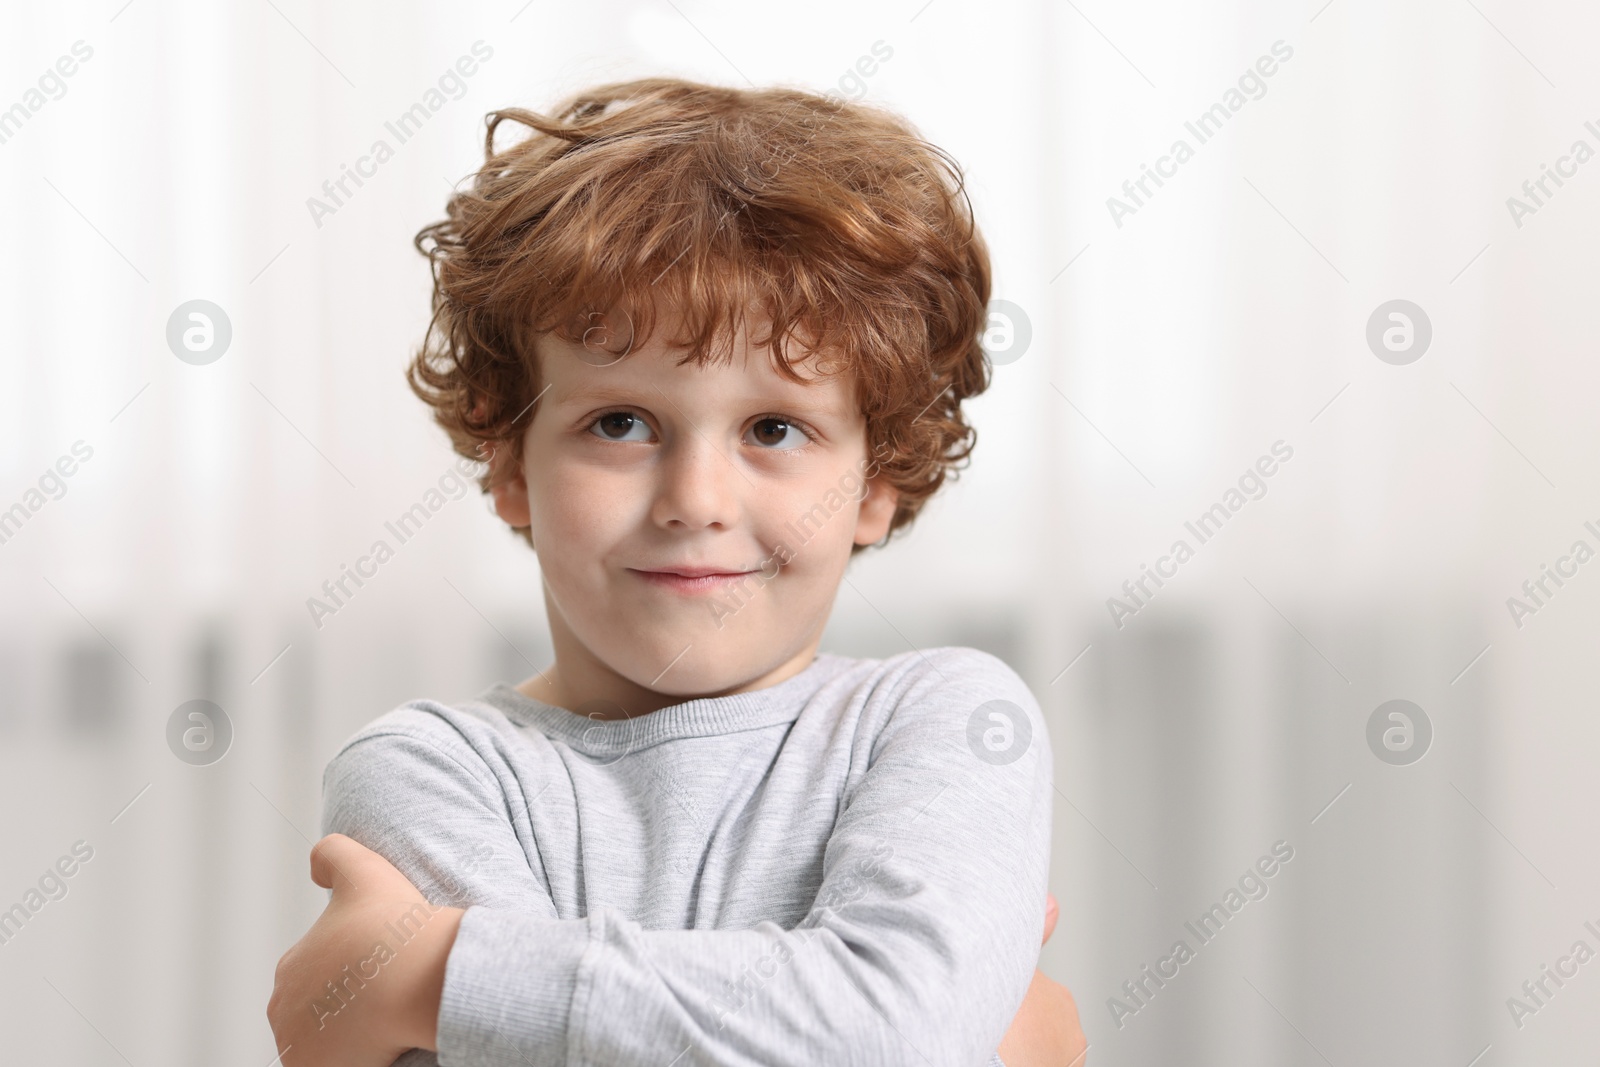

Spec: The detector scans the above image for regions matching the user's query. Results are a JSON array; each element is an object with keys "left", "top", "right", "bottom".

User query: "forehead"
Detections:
[{"left": 536, "top": 324, "right": 861, "bottom": 415}]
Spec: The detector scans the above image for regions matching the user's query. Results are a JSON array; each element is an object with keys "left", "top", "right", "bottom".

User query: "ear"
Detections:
[
  {"left": 485, "top": 442, "right": 531, "bottom": 528},
  {"left": 852, "top": 475, "right": 900, "bottom": 546}
]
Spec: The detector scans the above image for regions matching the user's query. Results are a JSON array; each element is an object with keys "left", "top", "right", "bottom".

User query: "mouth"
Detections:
[{"left": 627, "top": 567, "right": 762, "bottom": 595}]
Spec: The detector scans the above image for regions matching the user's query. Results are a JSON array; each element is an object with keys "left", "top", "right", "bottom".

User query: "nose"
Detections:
[{"left": 649, "top": 434, "right": 742, "bottom": 532}]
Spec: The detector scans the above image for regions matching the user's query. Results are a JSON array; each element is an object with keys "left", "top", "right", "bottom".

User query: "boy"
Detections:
[{"left": 268, "top": 78, "right": 1083, "bottom": 1066}]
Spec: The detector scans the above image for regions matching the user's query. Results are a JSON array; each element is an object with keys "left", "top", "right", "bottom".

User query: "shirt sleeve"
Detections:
[
  {"left": 321, "top": 713, "right": 560, "bottom": 916},
  {"left": 436, "top": 649, "right": 1054, "bottom": 1067},
  {"left": 321, "top": 708, "right": 566, "bottom": 1067}
]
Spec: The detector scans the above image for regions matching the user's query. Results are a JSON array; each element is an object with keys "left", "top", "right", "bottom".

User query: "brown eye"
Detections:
[
  {"left": 747, "top": 417, "right": 806, "bottom": 450},
  {"left": 590, "top": 412, "right": 650, "bottom": 442}
]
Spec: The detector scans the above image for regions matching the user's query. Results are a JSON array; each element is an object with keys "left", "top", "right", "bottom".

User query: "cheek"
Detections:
[
  {"left": 529, "top": 464, "right": 632, "bottom": 552},
  {"left": 766, "top": 495, "right": 859, "bottom": 580}
]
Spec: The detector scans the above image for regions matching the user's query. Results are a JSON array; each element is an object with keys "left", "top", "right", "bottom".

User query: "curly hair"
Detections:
[{"left": 408, "top": 76, "right": 993, "bottom": 553}]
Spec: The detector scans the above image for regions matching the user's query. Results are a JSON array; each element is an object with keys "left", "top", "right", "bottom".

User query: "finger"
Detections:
[{"left": 1042, "top": 891, "right": 1059, "bottom": 944}]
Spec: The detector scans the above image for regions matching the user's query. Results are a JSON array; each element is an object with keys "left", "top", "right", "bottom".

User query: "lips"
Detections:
[{"left": 627, "top": 566, "right": 761, "bottom": 595}]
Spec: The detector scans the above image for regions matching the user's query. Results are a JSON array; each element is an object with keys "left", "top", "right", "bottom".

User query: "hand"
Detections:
[
  {"left": 267, "top": 834, "right": 464, "bottom": 1067},
  {"left": 996, "top": 893, "right": 1087, "bottom": 1067}
]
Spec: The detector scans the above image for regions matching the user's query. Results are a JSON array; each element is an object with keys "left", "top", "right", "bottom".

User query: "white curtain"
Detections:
[{"left": 2, "top": 1, "right": 1592, "bottom": 1063}]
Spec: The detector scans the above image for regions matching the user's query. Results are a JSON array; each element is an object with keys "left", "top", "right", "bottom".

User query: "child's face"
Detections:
[{"left": 492, "top": 319, "right": 899, "bottom": 708}]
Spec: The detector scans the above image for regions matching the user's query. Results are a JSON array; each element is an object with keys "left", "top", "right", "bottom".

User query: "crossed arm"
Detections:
[
  {"left": 269, "top": 676, "right": 1085, "bottom": 1067},
  {"left": 267, "top": 833, "right": 1085, "bottom": 1067}
]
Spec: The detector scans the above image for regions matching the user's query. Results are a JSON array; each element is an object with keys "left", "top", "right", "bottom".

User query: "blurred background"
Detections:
[{"left": 3, "top": 0, "right": 1597, "bottom": 1063}]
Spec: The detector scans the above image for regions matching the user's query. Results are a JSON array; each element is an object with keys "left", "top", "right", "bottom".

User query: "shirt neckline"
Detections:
[{"left": 477, "top": 651, "right": 849, "bottom": 755}]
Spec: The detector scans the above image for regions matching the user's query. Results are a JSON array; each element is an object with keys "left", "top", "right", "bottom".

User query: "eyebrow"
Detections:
[{"left": 553, "top": 382, "right": 852, "bottom": 421}]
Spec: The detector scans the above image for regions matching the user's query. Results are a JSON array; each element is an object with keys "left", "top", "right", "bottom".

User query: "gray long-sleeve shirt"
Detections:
[{"left": 321, "top": 645, "right": 1053, "bottom": 1067}]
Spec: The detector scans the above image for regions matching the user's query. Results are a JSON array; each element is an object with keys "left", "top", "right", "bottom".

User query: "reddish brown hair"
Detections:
[{"left": 408, "top": 77, "right": 993, "bottom": 552}]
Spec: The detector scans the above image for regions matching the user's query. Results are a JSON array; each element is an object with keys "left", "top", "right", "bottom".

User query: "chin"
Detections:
[
  {"left": 644, "top": 647, "right": 754, "bottom": 697},
  {"left": 607, "top": 633, "right": 771, "bottom": 699}
]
